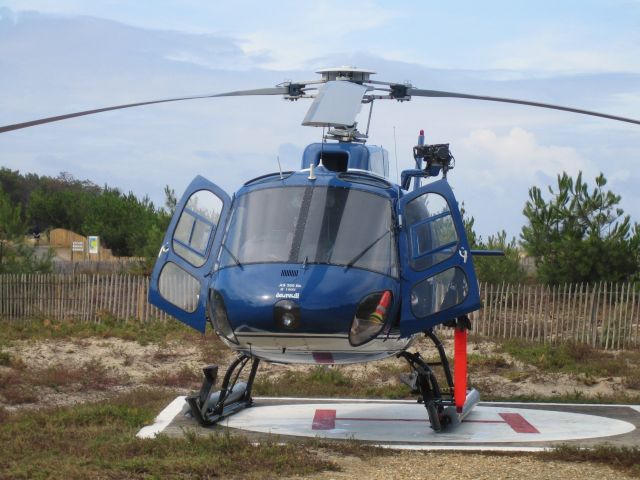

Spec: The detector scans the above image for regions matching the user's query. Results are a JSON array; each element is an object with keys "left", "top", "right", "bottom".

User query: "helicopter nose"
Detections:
[{"left": 273, "top": 299, "right": 301, "bottom": 330}]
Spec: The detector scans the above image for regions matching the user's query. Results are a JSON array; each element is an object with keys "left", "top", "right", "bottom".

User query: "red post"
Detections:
[{"left": 454, "top": 327, "right": 467, "bottom": 413}]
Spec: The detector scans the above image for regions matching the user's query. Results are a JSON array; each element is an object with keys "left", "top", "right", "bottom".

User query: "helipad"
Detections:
[{"left": 138, "top": 397, "right": 640, "bottom": 451}]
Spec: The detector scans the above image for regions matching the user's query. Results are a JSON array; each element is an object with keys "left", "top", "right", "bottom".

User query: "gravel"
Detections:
[{"left": 287, "top": 450, "right": 634, "bottom": 480}]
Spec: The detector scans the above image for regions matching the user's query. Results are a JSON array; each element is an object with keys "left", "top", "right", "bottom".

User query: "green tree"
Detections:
[
  {"left": 26, "top": 172, "right": 100, "bottom": 232},
  {"left": 476, "top": 230, "right": 527, "bottom": 284},
  {"left": 1, "top": 168, "right": 178, "bottom": 266},
  {"left": 521, "top": 172, "right": 640, "bottom": 284},
  {"left": 138, "top": 186, "right": 175, "bottom": 273},
  {"left": 460, "top": 204, "right": 527, "bottom": 284},
  {"left": 163, "top": 185, "right": 177, "bottom": 214},
  {"left": 0, "top": 186, "right": 24, "bottom": 240},
  {"left": 82, "top": 187, "right": 160, "bottom": 257},
  {"left": 0, "top": 186, "right": 53, "bottom": 273}
]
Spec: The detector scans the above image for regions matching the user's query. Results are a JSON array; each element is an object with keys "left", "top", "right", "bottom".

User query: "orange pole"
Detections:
[{"left": 454, "top": 327, "right": 467, "bottom": 413}]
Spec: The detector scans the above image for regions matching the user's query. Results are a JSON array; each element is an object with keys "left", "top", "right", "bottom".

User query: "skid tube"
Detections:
[
  {"left": 187, "top": 353, "right": 260, "bottom": 426},
  {"left": 397, "top": 320, "right": 479, "bottom": 432}
]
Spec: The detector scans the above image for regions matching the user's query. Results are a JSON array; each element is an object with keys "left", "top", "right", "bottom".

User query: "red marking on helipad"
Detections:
[
  {"left": 499, "top": 413, "right": 539, "bottom": 433},
  {"left": 311, "top": 409, "right": 539, "bottom": 434},
  {"left": 312, "top": 409, "right": 336, "bottom": 430},
  {"left": 312, "top": 352, "right": 334, "bottom": 364}
]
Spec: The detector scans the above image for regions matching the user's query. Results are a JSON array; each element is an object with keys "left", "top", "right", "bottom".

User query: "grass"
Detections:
[
  {"left": 2, "top": 318, "right": 640, "bottom": 477},
  {"left": 468, "top": 353, "right": 512, "bottom": 370},
  {"left": 0, "top": 316, "right": 205, "bottom": 347},
  {"left": 544, "top": 445, "right": 640, "bottom": 478},
  {"left": 0, "top": 349, "right": 12, "bottom": 366},
  {"left": 625, "top": 370, "right": 640, "bottom": 390},
  {"left": 143, "top": 365, "right": 201, "bottom": 388},
  {"left": 0, "top": 388, "right": 397, "bottom": 480},
  {"left": 254, "top": 365, "right": 413, "bottom": 399},
  {"left": 0, "top": 358, "right": 126, "bottom": 405},
  {"left": 498, "top": 339, "right": 634, "bottom": 378}
]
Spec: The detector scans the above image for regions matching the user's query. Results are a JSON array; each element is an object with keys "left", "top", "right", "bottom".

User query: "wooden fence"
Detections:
[
  {"left": 0, "top": 274, "right": 171, "bottom": 324},
  {"left": 471, "top": 282, "right": 640, "bottom": 350},
  {"left": 0, "top": 274, "right": 639, "bottom": 350}
]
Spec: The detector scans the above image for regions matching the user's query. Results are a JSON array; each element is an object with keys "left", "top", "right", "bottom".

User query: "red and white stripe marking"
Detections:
[
  {"left": 224, "top": 402, "right": 635, "bottom": 444},
  {"left": 311, "top": 409, "right": 539, "bottom": 433},
  {"left": 136, "top": 397, "right": 638, "bottom": 450}
]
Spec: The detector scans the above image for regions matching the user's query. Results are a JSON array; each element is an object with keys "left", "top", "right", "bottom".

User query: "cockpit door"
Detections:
[
  {"left": 398, "top": 179, "right": 480, "bottom": 336},
  {"left": 149, "top": 175, "right": 231, "bottom": 332}
]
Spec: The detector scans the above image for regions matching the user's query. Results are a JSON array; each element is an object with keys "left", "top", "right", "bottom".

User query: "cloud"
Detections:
[
  {"left": 236, "top": 1, "right": 402, "bottom": 70},
  {"left": 452, "top": 127, "right": 587, "bottom": 236},
  {"left": 490, "top": 29, "right": 640, "bottom": 75},
  {"left": 459, "top": 127, "right": 594, "bottom": 182},
  {"left": 1, "top": 8, "right": 638, "bottom": 240}
]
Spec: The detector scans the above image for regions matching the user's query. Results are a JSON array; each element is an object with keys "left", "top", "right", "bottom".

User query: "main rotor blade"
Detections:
[
  {"left": 0, "top": 87, "right": 289, "bottom": 134},
  {"left": 408, "top": 88, "right": 640, "bottom": 126}
]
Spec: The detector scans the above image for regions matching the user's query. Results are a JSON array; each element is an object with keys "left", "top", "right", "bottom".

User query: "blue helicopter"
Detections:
[{"left": 2, "top": 67, "right": 639, "bottom": 432}]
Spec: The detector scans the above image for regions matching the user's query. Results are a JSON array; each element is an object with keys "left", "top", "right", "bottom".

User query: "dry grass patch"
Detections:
[
  {"left": 0, "top": 350, "right": 12, "bottom": 366},
  {"left": 468, "top": 353, "right": 512, "bottom": 370},
  {"left": 624, "top": 371, "right": 640, "bottom": 390},
  {"left": 544, "top": 445, "right": 640, "bottom": 478},
  {"left": 0, "top": 388, "right": 338, "bottom": 480},
  {"left": 144, "top": 365, "right": 201, "bottom": 388},
  {"left": 0, "top": 317, "right": 203, "bottom": 347},
  {"left": 499, "top": 339, "right": 631, "bottom": 377},
  {"left": 0, "top": 369, "right": 40, "bottom": 404},
  {"left": 0, "top": 358, "right": 127, "bottom": 405},
  {"left": 254, "top": 365, "right": 413, "bottom": 399}
]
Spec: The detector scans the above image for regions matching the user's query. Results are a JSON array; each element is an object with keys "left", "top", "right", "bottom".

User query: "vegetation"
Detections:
[
  {"left": 0, "top": 316, "right": 199, "bottom": 347},
  {"left": 462, "top": 204, "right": 528, "bottom": 284},
  {"left": 0, "top": 185, "right": 53, "bottom": 273},
  {"left": 1, "top": 318, "right": 639, "bottom": 477},
  {"left": 462, "top": 172, "right": 640, "bottom": 285},
  {"left": 0, "top": 168, "right": 174, "bottom": 269},
  {"left": 0, "top": 357, "right": 124, "bottom": 405},
  {"left": 521, "top": 172, "right": 640, "bottom": 284},
  {"left": 254, "top": 365, "right": 413, "bottom": 399},
  {"left": 544, "top": 445, "right": 640, "bottom": 478},
  {"left": 0, "top": 389, "right": 339, "bottom": 479},
  {"left": 499, "top": 339, "right": 640, "bottom": 378}
]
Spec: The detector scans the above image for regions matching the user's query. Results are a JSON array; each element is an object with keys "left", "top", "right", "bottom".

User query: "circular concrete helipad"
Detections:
[
  {"left": 138, "top": 397, "right": 640, "bottom": 450},
  {"left": 223, "top": 402, "right": 635, "bottom": 444}
]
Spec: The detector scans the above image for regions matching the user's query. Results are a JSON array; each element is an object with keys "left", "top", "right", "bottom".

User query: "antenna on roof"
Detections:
[{"left": 277, "top": 156, "right": 283, "bottom": 180}]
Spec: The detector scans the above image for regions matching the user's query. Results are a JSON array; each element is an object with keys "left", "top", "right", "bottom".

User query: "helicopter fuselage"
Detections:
[
  {"left": 209, "top": 167, "right": 415, "bottom": 364},
  {"left": 150, "top": 140, "right": 480, "bottom": 366}
]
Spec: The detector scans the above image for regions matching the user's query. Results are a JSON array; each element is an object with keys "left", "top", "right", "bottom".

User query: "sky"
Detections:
[{"left": 0, "top": 0, "right": 639, "bottom": 240}]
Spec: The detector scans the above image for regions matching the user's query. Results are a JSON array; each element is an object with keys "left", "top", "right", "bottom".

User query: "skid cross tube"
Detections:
[{"left": 187, "top": 354, "right": 260, "bottom": 426}]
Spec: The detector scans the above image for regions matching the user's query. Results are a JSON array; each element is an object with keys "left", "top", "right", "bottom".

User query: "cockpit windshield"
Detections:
[{"left": 219, "top": 186, "right": 398, "bottom": 277}]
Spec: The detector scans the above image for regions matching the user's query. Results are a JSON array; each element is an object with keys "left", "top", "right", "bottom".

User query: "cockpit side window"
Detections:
[
  {"left": 404, "top": 192, "right": 458, "bottom": 271},
  {"left": 172, "top": 190, "right": 222, "bottom": 267}
]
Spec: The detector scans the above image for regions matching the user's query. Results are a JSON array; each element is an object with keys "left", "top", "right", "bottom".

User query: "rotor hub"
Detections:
[{"left": 316, "top": 66, "right": 375, "bottom": 84}]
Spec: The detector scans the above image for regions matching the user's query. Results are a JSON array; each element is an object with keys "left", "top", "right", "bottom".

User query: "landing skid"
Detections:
[
  {"left": 187, "top": 354, "right": 260, "bottom": 426},
  {"left": 398, "top": 327, "right": 479, "bottom": 432},
  {"left": 187, "top": 327, "right": 478, "bottom": 432}
]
